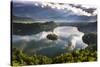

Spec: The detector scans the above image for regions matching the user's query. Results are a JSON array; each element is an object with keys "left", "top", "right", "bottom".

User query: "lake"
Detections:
[{"left": 12, "top": 22, "right": 97, "bottom": 57}]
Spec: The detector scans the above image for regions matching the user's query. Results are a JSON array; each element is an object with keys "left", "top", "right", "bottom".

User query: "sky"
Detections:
[{"left": 12, "top": 0, "right": 97, "bottom": 23}]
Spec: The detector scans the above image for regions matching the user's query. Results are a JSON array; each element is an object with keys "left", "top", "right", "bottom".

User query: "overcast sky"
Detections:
[{"left": 12, "top": 0, "right": 97, "bottom": 22}]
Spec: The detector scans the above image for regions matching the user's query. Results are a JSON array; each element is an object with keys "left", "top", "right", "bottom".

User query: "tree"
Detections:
[
  {"left": 47, "top": 34, "right": 58, "bottom": 40},
  {"left": 82, "top": 33, "right": 97, "bottom": 44}
]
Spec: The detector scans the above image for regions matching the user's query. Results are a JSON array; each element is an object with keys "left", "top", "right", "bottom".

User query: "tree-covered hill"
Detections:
[{"left": 12, "top": 21, "right": 57, "bottom": 35}]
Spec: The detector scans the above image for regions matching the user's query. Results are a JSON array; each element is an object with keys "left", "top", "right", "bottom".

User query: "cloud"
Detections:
[
  {"left": 12, "top": 1, "right": 97, "bottom": 22},
  {"left": 93, "top": 10, "right": 97, "bottom": 15},
  {"left": 13, "top": 26, "right": 88, "bottom": 53},
  {"left": 32, "top": 2, "right": 97, "bottom": 16}
]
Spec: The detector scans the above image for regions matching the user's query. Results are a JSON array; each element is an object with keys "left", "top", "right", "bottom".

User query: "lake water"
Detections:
[{"left": 12, "top": 26, "right": 88, "bottom": 57}]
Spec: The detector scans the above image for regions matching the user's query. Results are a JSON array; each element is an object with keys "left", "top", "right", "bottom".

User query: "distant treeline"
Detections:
[
  {"left": 12, "top": 21, "right": 57, "bottom": 35},
  {"left": 12, "top": 21, "right": 97, "bottom": 35}
]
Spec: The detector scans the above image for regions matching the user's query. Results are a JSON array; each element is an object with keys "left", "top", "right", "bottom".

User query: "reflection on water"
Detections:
[{"left": 12, "top": 26, "right": 88, "bottom": 57}]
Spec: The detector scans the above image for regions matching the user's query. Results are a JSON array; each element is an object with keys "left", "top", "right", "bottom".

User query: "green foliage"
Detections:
[
  {"left": 53, "top": 53, "right": 74, "bottom": 63},
  {"left": 47, "top": 34, "right": 58, "bottom": 40},
  {"left": 53, "top": 48, "right": 97, "bottom": 63},
  {"left": 12, "top": 48, "right": 52, "bottom": 66},
  {"left": 82, "top": 33, "right": 97, "bottom": 44},
  {"left": 12, "top": 44, "right": 97, "bottom": 66}
]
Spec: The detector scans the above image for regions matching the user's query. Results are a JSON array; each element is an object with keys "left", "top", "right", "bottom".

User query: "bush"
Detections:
[{"left": 12, "top": 45, "right": 97, "bottom": 66}]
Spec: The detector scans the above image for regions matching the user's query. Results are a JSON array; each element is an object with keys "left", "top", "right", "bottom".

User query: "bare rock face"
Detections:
[{"left": 46, "top": 34, "right": 58, "bottom": 40}]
